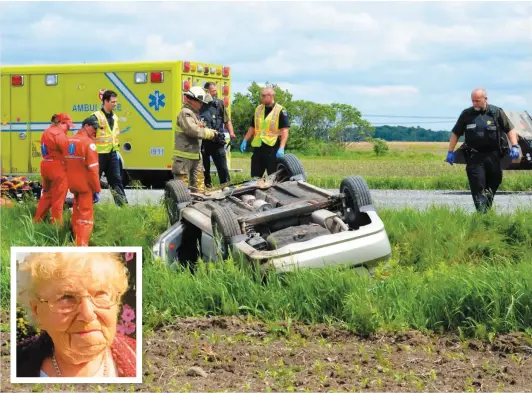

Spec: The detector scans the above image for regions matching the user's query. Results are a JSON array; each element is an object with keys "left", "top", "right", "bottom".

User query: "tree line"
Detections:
[{"left": 230, "top": 82, "right": 452, "bottom": 154}]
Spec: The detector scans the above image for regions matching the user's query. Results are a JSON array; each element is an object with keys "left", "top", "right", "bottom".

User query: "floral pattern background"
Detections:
[{"left": 116, "top": 252, "right": 137, "bottom": 338}]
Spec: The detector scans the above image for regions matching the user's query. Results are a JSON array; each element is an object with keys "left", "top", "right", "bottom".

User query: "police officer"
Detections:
[
  {"left": 240, "top": 87, "right": 290, "bottom": 177},
  {"left": 91, "top": 90, "right": 128, "bottom": 206},
  {"left": 200, "top": 82, "right": 235, "bottom": 188},
  {"left": 446, "top": 88, "right": 520, "bottom": 213},
  {"left": 172, "top": 86, "right": 220, "bottom": 192}
]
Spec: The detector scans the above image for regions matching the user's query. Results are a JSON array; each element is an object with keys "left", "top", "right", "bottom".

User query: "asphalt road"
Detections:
[{"left": 98, "top": 189, "right": 532, "bottom": 213}]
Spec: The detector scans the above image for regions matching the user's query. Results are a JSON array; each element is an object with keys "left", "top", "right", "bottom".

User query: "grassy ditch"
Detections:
[{"left": 2, "top": 200, "right": 531, "bottom": 339}]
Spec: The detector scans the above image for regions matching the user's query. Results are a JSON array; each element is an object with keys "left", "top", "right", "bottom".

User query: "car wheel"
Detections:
[
  {"left": 164, "top": 180, "right": 192, "bottom": 225},
  {"left": 277, "top": 153, "right": 307, "bottom": 181},
  {"left": 211, "top": 206, "right": 242, "bottom": 260},
  {"left": 340, "top": 176, "right": 372, "bottom": 229}
]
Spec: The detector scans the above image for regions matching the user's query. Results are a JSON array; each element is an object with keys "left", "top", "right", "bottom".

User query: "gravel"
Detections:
[{"left": 98, "top": 189, "right": 532, "bottom": 213}]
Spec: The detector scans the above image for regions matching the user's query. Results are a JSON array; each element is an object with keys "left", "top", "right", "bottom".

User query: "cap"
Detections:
[
  {"left": 55, "top": 113, "right": 75, "bottom": 128},
  {"left": 82, "top": 115, "right": 102, "bottom": 129}
]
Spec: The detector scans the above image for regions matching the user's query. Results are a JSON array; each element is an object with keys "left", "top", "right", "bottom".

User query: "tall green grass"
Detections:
[
  {"left": 142, "top": 259, "right": 532, "bottom": 338},
  {"left": 2, "top": 202, "right": 531, "bottom": 338}
]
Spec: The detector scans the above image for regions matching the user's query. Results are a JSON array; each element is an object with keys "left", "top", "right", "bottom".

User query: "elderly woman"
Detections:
[{"left": 16, "top": 252, "right": 136, "bottom": 377}]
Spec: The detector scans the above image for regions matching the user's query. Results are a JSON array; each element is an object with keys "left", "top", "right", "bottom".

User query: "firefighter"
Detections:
[
  {"left": 65, "top": 115, "right": 102, "bottom": 246},
  {"left": 172, "top": 86, "right": 220, "bottom": 192},
  {"left": 33, "top": 113, "right": 74, "bottom": 225},
  {"left": 200, "top": 82, "right": 235, "bottom": 188},
  {"left": 446, "top": 88, "right": 520, "bottom": 213},
  {"left": 91, "top": 90, "right": 128, "bottom": 206},
  {"left": 240, "top": 87, "right": 290, "bottom": 177}
]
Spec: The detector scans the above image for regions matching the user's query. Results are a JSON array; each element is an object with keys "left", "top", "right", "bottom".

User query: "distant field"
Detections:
[
  {"left": 228, "top": 142, "right": 531, "bottom": 191},
  {"left": 343, "top": 141, "right": 461, "bottom": 154}
]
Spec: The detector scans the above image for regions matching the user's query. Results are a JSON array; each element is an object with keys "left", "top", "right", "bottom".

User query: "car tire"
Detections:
[
  {"left": 211, "top": 206, "right": 242, "bottom": 260},
  {"left": 340, "top": 176, "right": 372, "bottom": 229},
  {"left": 277, "top": 153, "right": 307, "bottom": 181},
  {"left": 164, "top": 180, "right": 192, "bottom": 225}
]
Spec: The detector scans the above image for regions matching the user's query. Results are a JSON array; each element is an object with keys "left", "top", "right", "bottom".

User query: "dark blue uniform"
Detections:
[
  {"left": 452, "top": 104, "right": 514, "bottom": 212},
  {"left": 200, "top": 98, "right": 230, "bottom": 187}
]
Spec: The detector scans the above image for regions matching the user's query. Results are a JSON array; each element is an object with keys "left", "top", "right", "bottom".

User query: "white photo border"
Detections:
[{"left": 10, "top": 246, "right": 143, "bottom": 384}]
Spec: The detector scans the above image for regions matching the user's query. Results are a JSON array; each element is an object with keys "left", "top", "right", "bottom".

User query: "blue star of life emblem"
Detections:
[{"left": 149, "top": 90, "right": 166, "bottom": 111}]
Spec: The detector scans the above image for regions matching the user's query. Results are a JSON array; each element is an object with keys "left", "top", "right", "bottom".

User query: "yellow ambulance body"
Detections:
[{"left": 1, "top": 60, "right": 234, "bottom": 188}]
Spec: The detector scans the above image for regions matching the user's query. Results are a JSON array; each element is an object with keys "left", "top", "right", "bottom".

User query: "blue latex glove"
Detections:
[
  {"left": 240, "top": 140, "right": 247, "bottom": 153},
  {"left": 276, "top": 148, "right": 285, "bottom": 159},
  {"left": 445, "top": 151, "right": 455, "bottom": 165},
  {"left": 93, "top": 192, "right": 100, "bottom": 204},
  {"left": 509, "top": 145, "right": 520, "bottom": 160}
]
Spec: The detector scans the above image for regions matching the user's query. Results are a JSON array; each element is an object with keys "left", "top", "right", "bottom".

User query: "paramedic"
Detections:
[
  {"left": 240, "top": 87, "right": 290, "bottom": 177},
  {"left": 33, "top": 113, "right": 74, "bottom": 226},
  {"left": 91, "top": 90, "right": 128, "bottom": 206},
  {"left": 446, "top": 88, "right": 520, "bottom": 213},
  {"left": 200, "top": 82, "right": 235, "bottom": 188},
  {"left": 172, "top": 86, "right": 220, "bottom": 192},
  {"left": 64, "top": 116, "right": 102, "bottom": 246}
]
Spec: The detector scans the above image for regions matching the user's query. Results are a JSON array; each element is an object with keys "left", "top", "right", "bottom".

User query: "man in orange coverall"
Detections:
[
  {"left": 33, "top": 113, "right": 75, "bottom": 225},
  {"left": 65, "top": 115, "right": 102, "bottom": 246}
]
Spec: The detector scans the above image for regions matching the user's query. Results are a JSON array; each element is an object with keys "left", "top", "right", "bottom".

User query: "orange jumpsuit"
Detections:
[
  {"left": 33, "top": 125, "right": 69, "bottom": 225},
  {"left": 64, "top": 130, "right": 101, "bottom": 246}
]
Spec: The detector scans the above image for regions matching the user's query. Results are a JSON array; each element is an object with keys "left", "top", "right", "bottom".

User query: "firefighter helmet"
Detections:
[{"left": 184, "top": 86, "right": 210, "bottom": 104}]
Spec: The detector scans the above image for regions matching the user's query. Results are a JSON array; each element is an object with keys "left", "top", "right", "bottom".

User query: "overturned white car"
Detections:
[{"left": 153, "top": 154, "right": 392, "bottom": 274}]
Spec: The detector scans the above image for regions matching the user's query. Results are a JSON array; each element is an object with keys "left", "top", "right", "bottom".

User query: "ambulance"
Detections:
[{"left": 1, "top": 60, "right": 236, "bottom": 188}]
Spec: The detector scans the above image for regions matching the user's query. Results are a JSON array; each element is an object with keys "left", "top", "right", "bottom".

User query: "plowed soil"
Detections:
[{"left": 2, "top": 316, "right": 532, "bottom": 392}]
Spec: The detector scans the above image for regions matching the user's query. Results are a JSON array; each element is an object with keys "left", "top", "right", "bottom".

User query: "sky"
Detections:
[{"left": 0, "top": 0, "right": 531, "bottom": 131}]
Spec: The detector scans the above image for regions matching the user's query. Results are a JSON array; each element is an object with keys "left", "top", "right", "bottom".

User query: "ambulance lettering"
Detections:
[{"left": 72, "top": 104, "right": 122, "bottom": 112}]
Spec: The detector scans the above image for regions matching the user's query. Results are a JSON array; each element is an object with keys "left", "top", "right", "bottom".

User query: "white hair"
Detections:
[{"left": 471, "top": 88, "right": 488, "bottom": 98}]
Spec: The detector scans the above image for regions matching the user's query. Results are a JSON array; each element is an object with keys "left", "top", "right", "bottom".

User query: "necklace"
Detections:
[{"left": 51, "top": 350, "right": 107, "bottom": 377}]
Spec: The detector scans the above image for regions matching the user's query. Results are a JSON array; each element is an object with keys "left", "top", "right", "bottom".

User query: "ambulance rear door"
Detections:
[
  {"left": 1, "top": 74, "right": 12, "bottom": 174},
  {"left": 180, "top": 61, "right": 233, "bottom": 170},
  {"left": 29, "top": 73, "right": 65, "bottom": 173},
  {"left": 5, "top": 73, "right": 31, "bottom": 174}
]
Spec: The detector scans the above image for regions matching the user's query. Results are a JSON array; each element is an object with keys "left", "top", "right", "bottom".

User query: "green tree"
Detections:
[{"left": 229, "top": 82, "right": 373, "bottom": 152}]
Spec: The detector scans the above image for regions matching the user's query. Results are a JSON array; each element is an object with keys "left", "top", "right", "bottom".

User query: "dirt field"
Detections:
[{"left": 3, "top": 317, "right": 532, "bottom": 392}]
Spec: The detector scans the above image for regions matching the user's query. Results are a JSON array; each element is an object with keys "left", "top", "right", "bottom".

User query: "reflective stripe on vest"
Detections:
[
  {"left": 252, "top": 104, "right": 283, "bottom": 147},
  {"left": 172, "top": 150, "right": 200, "bottom": 160},
  {"left": 92, "top": 111, "right": 120, "bottom": 154},
  {"left": 173, "top": 124, "right": 201, "bottom": 160}
]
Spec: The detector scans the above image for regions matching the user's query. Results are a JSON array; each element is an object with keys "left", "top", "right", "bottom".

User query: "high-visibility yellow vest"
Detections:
[
  {"left": 92, "top": 110, "right": 120, "bottom": 154},
  {"left": 251, "top": 103, "right": 283, "bottom": 147}
]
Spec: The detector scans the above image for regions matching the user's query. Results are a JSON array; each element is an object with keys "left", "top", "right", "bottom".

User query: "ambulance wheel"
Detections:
[
  {"left": 340, "top": 176, "right": 373, "bottom": 230},
  {"left": 164, "top": 180, "right": 192, "bottom": 225},
  {"left": 276, "top": 153, "right": 307, "bottom": 182}
]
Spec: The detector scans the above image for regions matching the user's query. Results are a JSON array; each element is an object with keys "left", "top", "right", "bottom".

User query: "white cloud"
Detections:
[
  {"left": 498, "top": 95, "right": 529, "bottom": 108},
  {"left": 139, "top": 36, "right": 196, "bottom": 61},
  {"left": 1, "top": 0, "right": 531, "bottom": 132}
]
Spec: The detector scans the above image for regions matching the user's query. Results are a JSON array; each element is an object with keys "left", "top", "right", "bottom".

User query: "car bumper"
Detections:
[{"left": 231, "top": 211, "right": 392, "bottom": 272}]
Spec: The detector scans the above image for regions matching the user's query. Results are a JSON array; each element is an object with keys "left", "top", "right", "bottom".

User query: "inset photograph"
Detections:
[{"left": 10, "top": 247, "right": 142, "bottom": 384}]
